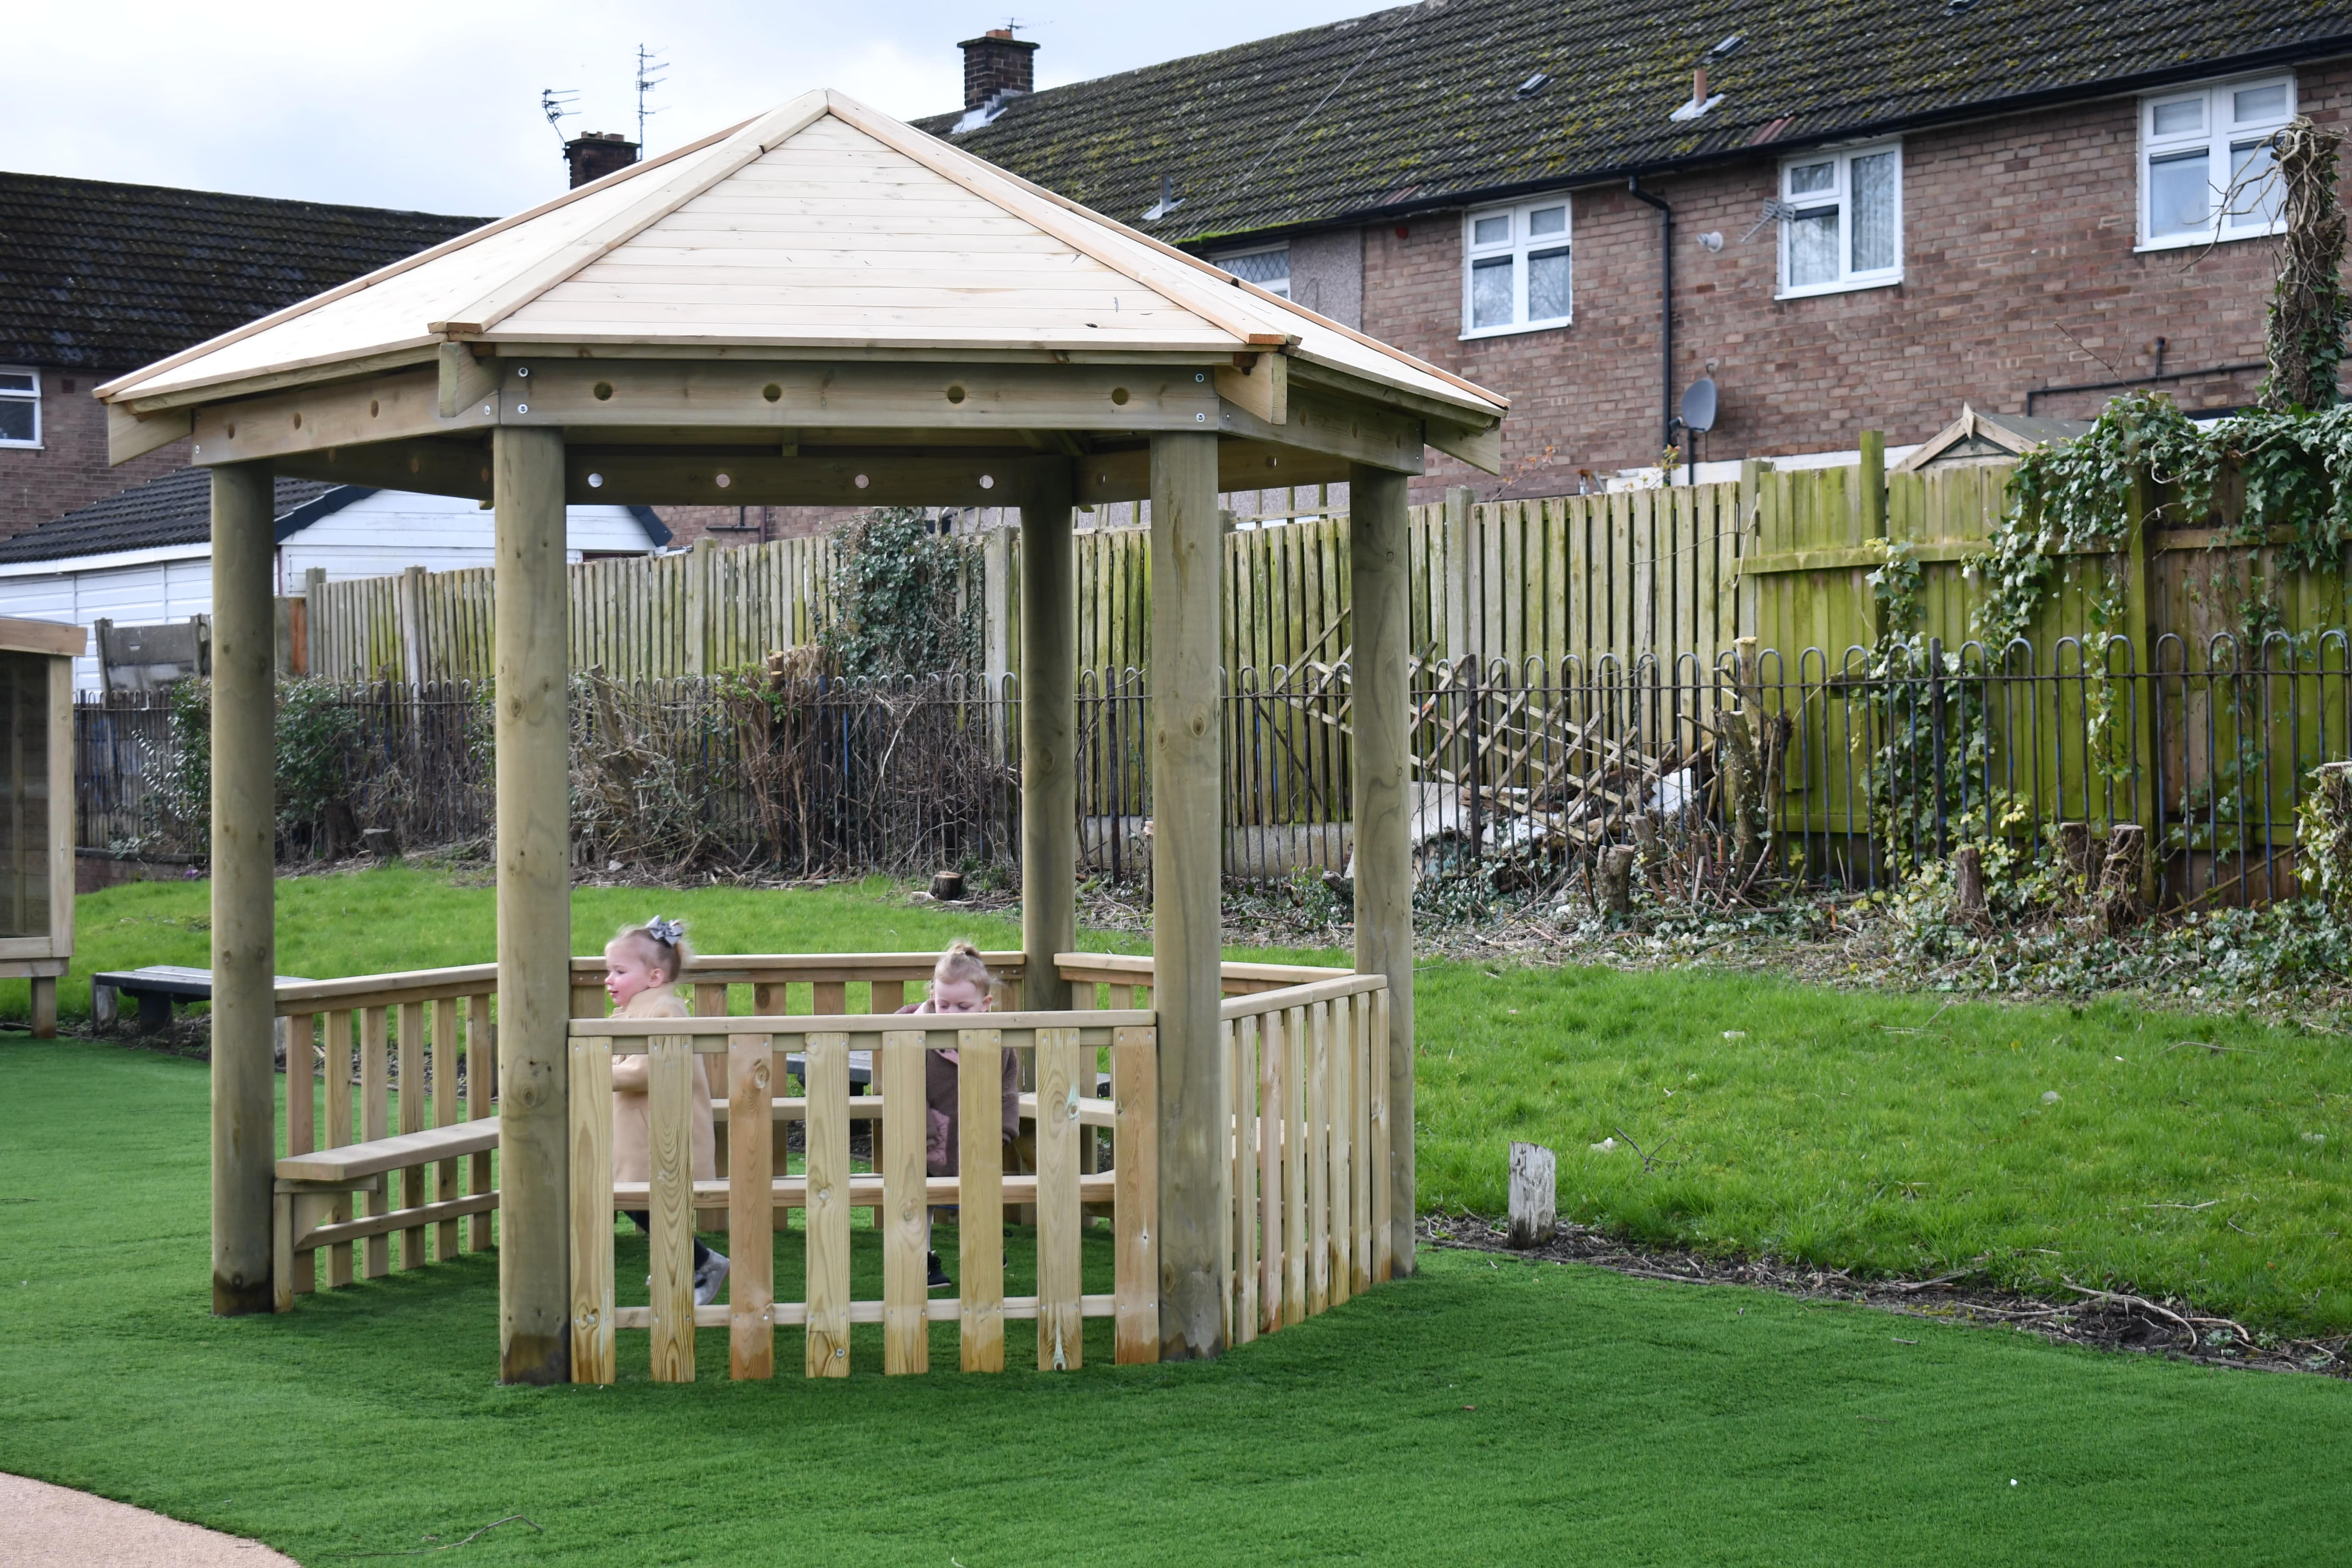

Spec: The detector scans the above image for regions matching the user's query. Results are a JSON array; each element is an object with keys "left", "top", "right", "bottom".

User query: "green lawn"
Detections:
[
  {"left": 20, "top": 868, "right": 2352, "bottom": 1337},
  {"left": 4, "top": 1038, "right": 2349, "bottom": 1566}
]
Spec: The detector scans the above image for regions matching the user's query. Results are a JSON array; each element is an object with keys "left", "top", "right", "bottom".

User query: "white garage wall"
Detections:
[{"left": 0, "top": 490, "right": 656, "bottom": 691}]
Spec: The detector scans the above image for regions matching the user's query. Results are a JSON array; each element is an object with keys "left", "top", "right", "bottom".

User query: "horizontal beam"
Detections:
[
  {"left": 1426, "top": 419, "right": 1503, "bottom": 475},
  {"left": 275, "top": 440, "right": 492, "bottom": 502},
  {"left": 1074, "top": 438, "right": 1350, "bottom": 505},
  {"left": 190, "top": 367, "right": 493, "bottom": 466},
  {"left": 574, "top": 1007, "right": 1156, "bottom": 1038},
  {"left": 1286, "top": 356, "right": 1502, "bottom": 434},
  {"left": 107, "top": 403, "right": 193, "bottom": 466},
  {"left": 611, "top": 1173, "right": 1117, "bottom": 1207},
  {"left": 1217, "top": 385, "right": 1423, "bottom": 474},
  {"left": 612, "top": 1293, "right": 1120, "bottom": 1330},
  {"left": 564, "top": 449, "right": 1064, "bottom": 507},
  {"left": 507, "top": 358, "right": 1223, "bottom": 433}
]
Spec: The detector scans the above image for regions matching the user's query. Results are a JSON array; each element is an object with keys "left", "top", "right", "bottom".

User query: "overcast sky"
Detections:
[{"left": 9, "top": 2, "right": 1378, "bottom": 219}]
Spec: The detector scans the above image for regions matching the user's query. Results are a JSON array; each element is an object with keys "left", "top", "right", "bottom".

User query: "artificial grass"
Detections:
[
  {"left": 5, "top": 1039, "right": 2352, "bottom": 1566},
  {"left": 22, "top": 868, "right": 2352, "bottom": 1337}
]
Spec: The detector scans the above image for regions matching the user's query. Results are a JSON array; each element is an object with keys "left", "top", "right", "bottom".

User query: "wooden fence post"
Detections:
[
  {"left": 303, "top": 568, "right": 327, "bottom": 678},
  {"left": 2123, "top": 469, "right": 2160, "bottom": 902},
  {"left": 1443, "top": 485, "right": 1475, "bottom": 667},
  {"left": 493, "top": 425, "right": 572, "bottom": 1385},
  {"left": 686, "top": 538, "right": 713, "bottom": 677},
  {"left": 210, "top": 460, "right": 278, "bottom": 1317}
]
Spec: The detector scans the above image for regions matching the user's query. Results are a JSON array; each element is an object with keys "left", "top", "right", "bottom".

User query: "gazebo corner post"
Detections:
[
  {"left": 492, "top": 425, "right": 574, "bottom": 1384},
  {"left": 1019, "top": 466, "right": 1077, "bottom": 1013},
  {"left": 1348, "top": 463, "right": 1416, "bottom": 1277},
  {"left": 1148, "top": 429, "right": 1228, "bottom": 1360},
  {"left": 210, "top": 460, "right": 279, "bottom": 1317}
]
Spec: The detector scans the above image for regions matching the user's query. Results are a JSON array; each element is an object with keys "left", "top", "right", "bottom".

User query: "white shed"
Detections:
[{"left": 0, "top": 466, "right": 664, "bottom": 689}]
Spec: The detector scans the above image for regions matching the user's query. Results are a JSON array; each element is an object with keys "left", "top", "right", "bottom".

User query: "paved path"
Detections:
[{"left": 0, "top": 1473, "right": 297, "bottom": 1566}]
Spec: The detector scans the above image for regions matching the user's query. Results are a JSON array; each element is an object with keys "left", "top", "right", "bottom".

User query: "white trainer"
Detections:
[{"left": 693, "top": 1251, "right": 731, "bottom": 1306}]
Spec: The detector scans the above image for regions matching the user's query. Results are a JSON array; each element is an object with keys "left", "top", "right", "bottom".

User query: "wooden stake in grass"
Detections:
[{"left": 1507, "top": 1142, "right": 1557, "bottom": 1249}]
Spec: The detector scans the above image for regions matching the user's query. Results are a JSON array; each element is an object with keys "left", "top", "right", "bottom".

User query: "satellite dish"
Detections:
[{"left": 1681, "top": 378, "right": 1719, "bottom": 434}]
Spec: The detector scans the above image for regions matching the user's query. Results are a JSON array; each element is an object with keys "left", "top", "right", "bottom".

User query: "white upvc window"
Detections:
[
  {"left": 1777, "top": 142, "right": 1902, "bottom": 299},
  {"left": 1216, "top": 244, "right": 1290, "bottom": 298},
  {"left": 2140, "top": 74, "right": 2296, "bottom": 249},
  {"left": 1460, "top": 195, "right": 1572, "bottom": 338},
  {"left": 0, "top": 370, "right": 37, "bottom": 448}
]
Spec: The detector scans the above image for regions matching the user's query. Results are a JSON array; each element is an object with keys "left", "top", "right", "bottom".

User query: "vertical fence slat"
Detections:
[
  {"left": 569, "top": 1034, "right": 615, "bottom": 1385},
  {"left": 325, "top": 1010, "right": 355, "bottom": 1287},
  {"left": 466, "top": 993, "right": 495, "bottom": 1253},
  {"left": 361, "top": 1006, "right": 389, "bottom": 1279},
  {"left": 1327, "top": 992, "right": 1352, "bottom": 1310},
  {"left": 1113, "top": 1024, "right": 1160, "bottom": 1365},
  {"left": 1306, "top": 999, "right": 1330, "bottom": 1318},
  {"left": 804, "top": 1031, "right": 852, "bottom": 1377},
  {"left": 432, "top": 996, "right": 459, "bottom": 1261},
  {"left": 648, "top": 1033, "right": 698, "bottom": 1383},
  {"left": 881, "top": 1030, "right": 930, "bottom": 1375},
  {"left": 397, "top": 999, "right": 425, "bottom": 1270},
  {"left": 727, "top": 1033, "right": 774, "bottom": 1380},
  {"left": 1035, "top": 1026, "right": 1083, "bottom": 1371},
  {"left": 1234, "top": 1015, "right": 1259, "bottom": 1347},
  {"left": 957, "top": 1026, "right": 1006, "bottom": 1373},
  {"left": 285, "top": 1013, "right": 315, "bottom": 1296}
]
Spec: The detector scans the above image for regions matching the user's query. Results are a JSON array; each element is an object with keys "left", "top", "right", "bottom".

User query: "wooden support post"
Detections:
[
  {"left": 1021, "top": 470, "right": 1075, "bottom": 1012},
  {"left": 493, "top": 426, "right": 572, "bottom": 1385},
  {"left": 303, "top": 567, "right": 327, "bottom": 680},
  {"left": 1348, "top": 463, "right": 1416, "bottom": 1276},
  {"left": 30, "top": 976, "right": 56, "bottom": 1039},
  {"left": 210, "top": 460, "right": 277, "bottom": 1317},
  {"left": 1149, "top": 429, "right": 1226, "bottom": 1360}
]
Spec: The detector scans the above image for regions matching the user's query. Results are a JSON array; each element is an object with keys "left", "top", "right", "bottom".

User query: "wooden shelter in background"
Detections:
[
  {"left": 0, "top": 616, "right": 84, "bottom": 1037},
  {"left": 95, "top": 89, "right": 1506, "bottom": 1377}
]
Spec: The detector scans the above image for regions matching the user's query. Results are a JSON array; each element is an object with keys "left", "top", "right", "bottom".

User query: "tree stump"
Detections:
[
  {"left": 1953, "top": 844, "right": 1989, "bottom": 930},
  {"left": 1599, "top": 845, "right": 1638, "bottom": 917},
  {"left": 2096, "top": 823, "right": 2147, "bottom": 934},
  {"left": 2055, "top": 821, "right": 2099, "bottom": 886}
]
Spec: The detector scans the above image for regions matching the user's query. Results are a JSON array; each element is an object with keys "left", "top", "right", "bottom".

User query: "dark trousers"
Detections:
[{"left": 625, "top": 1211, "right": 715, "bottom": 1266}]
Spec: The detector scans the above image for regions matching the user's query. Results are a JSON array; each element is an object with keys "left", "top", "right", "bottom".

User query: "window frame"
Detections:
[
  {"left": 0, "top": 368, "right": 38, "bottom": 450},
  {"left": 1459, "top": 193, "right": 1574, "bottom": 340},
  {"left": 1775, "top": 140, "right": 1904, "bottom": 301},
  {"left": 2137, "top": 72, "right": 2297, "bottom": 252},
  {"left": 1214, "top": 243, "right": 1291, "bottom": 299}
]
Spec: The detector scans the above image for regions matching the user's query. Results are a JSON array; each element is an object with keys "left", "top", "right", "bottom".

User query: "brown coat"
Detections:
[
  {"left": 609, "top": 989, "right": 717, "bottom": 1188},
  {"left": 899, "top": 1001, "right": 1021, "bottom": 1176}
]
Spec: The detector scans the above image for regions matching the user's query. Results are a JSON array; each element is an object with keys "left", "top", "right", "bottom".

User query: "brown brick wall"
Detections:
[
  {"left": 0, "top": 368, "right": 192, "bottom": 538},
  {"left": 1364, "top": 60, "right": 2352, "bottom": 500}
]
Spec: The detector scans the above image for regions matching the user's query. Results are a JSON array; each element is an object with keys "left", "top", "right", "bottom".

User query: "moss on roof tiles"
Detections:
[
  {"left": 920, "top": 0, "right": 2352, "bottom": 245},
  {"left": 0, "top": 172, "right": 485, "bottom": 370}
]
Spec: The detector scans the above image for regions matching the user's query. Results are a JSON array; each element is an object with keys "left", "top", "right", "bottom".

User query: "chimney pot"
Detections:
[
  {"left": 565, "top": 131, "right": 640, "bottom": 190},
  {"left": 959, "top": 28, "right": 1040, "bottom": 110}
]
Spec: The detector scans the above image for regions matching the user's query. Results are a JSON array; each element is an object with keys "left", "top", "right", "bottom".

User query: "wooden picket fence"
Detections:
[
  {"left": 563, "top": 948, "right": 1389, "bottom": 1381},
  {"left": 307, "top": 482, "right": 1750, "bottom": 689}
]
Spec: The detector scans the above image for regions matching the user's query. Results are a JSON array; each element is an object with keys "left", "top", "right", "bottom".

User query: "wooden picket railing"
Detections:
[
  {"left": 271, "top": 947, "right": 1398, "bottom": 1374},
  {"left": 274, "top": 964, "right": 501, "bottom": 1304}
]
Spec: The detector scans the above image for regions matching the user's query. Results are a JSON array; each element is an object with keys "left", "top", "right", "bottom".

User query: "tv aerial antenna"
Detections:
[
  {"left": 635, "top": 44, "right": 668, "bottom": 148},
  {"left": 540, "top": 87, "right": 579, "bottom": 147}
]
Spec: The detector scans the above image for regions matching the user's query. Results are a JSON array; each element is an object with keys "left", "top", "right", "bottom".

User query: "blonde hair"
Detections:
[
  {"left": 610, "top": 918, "right": 694, "bottom": 985},
  {"left": 933, "top": 939, "right": 999, "bottom": 997}
]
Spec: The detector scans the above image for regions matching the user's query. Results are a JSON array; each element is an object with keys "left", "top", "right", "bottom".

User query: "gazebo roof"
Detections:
[
  {"left": 97, "top": 93, "right": 1504, "bottom": 505},
  {"left": 99, "top": 92, "right": 1502, "bottom": 420}
]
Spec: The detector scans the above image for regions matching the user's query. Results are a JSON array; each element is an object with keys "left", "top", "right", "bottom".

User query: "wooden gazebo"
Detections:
[{"left": 96, "top": 90, "right": 1506, "bottom": 1380}]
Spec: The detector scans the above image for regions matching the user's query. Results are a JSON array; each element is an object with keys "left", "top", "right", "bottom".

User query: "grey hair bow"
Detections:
[{"left": 646, "top": 917, "right": 686, "bottom": 946}]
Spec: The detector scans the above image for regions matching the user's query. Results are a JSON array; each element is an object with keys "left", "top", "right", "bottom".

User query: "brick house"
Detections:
[
  {"left": 0, "top": 172, "right": 484, "bottom": 538},
  {"left": 930, "top": 4, "right": 2352, "bottom": 498}
]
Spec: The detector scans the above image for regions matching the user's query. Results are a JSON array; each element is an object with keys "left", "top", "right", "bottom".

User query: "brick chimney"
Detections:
[
  {"left": 565, "top": 131, "right": 640, "bottom": 189},
  {"left": 959, "top": 28, "right": 1039, "bottom": 110}
]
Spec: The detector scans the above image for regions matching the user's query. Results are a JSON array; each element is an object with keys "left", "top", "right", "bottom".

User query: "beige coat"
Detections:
[{"left": 609, "top": 989, "right": 717, "bottom": 1189}]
